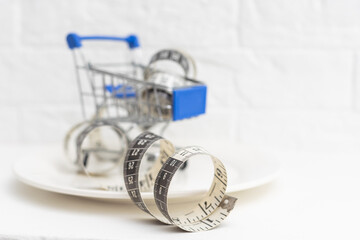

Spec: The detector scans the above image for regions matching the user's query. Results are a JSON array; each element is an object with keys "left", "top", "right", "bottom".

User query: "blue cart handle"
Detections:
[{"left": 66, "top": 33, "right": 140, "bottom": 50}]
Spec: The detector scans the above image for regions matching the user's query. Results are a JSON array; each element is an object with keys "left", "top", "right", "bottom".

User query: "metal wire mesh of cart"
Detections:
[{"left": 67, "top": 33, "right": 207, "bottom": 129}]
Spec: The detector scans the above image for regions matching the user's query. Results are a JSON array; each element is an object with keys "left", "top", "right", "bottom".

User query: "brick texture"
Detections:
[{"left": 0, "top": 0, "right": 359, "bottom": 152}]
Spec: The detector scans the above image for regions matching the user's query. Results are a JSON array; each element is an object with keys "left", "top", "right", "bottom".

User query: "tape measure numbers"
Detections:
[{"left": 124, "top": 132, "right": 237, "bottom": 231}]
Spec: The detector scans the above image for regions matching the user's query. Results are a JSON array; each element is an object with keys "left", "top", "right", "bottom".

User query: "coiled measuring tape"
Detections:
[
  {"left": 140, "top": 49, "right": 198, "bottom": 122},
  {"left": 144, "top": 49, "right": 197, "bottom": 80},
  {"left": 64, "top": 120, "right": 129, "bottom": 175},
  {"left": 124, "top": 132, "right": 237, "bottom": 232}
]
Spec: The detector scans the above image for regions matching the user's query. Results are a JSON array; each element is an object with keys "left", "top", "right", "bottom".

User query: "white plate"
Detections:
[{"left": 13, "top": 144, "right": 280, "bottom": 201}]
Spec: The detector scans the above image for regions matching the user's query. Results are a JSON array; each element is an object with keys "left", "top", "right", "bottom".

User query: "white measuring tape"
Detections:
[
  {"left": 123, "top": 132, "right": 237, "bottom": 232},
  {"left": 63, "top": 120, "right": 129, "bottom": 176},
  {"left": 140, "top": 49, "right": 198, "bottom": 121},
  {"left": 144, "top": 49, "right": 197, "bottom": 80}
]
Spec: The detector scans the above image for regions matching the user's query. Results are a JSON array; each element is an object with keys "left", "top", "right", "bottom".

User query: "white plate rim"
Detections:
[{"left": 13, "top": 146, "right": 281, "bottom": 200}]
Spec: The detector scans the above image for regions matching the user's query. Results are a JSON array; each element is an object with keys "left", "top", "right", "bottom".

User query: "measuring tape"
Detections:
[
  {"left": 140, "top": 49, "right": 198, "bottom": 122},
  {"left": 124, "top": 132, "right": 237, "bottom": 231},
  {"left": 64, "top": 120, "right": 128, "bottom": 175},
  {"left": 64, "top": 120, "right": 180, "bottom": 191},
  {"left": 144, "top": 49, "right": 196, "bottom": 80}
]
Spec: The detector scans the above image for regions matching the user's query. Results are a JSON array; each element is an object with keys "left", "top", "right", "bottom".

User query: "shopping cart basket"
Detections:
[{"left": 65, "top": 33, "right": 207, "bottom": 175}]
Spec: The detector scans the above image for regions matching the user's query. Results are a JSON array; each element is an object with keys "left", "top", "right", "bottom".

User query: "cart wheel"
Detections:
[{"left": 75, "top": 121, "right": 129, "bottom": 175}]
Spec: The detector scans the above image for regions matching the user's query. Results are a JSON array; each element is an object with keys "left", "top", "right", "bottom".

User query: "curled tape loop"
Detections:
[{"left": 123, "top": 132, "right": 237, "bottom": 232}]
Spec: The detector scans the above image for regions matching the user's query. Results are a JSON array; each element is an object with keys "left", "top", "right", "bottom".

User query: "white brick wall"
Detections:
[{"left": 1, "top": 0, "right": 360, "bottom": 152}]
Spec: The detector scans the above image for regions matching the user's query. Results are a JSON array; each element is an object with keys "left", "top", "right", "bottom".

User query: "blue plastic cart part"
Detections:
[
  {"left": 105, "top": 85, "right": 136, "bottom": 98},
  {"left": 172, "top": 85, "right": 207, "bottom": 121},
  {"left": 66, "top": 33, "right": 140, "bottom": 50}
]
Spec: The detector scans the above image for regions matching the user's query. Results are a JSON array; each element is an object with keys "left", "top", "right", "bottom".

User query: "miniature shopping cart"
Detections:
[{"left": 65, "top": 33, "right": 207, "bottom": 175}]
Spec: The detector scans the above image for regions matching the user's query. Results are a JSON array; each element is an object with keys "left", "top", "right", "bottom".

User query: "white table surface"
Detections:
[{"left": 0, "top": 144, "right": 359, "bottom": 240}]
